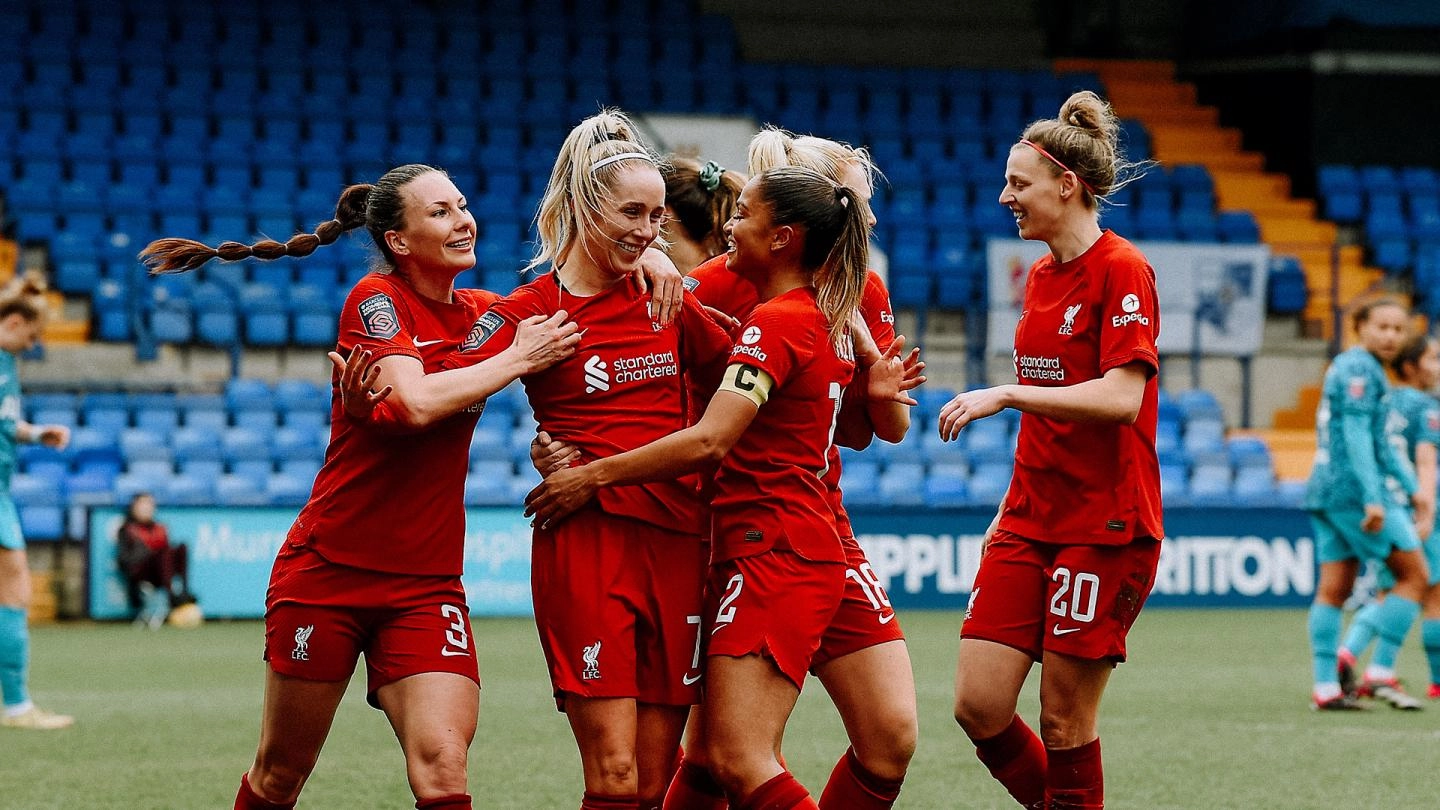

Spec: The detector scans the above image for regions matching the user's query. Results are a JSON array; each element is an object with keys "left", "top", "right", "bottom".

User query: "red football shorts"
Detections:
[
  {"left": 531, "top": 507, "right": 706, "bottom": 708},
  {"left": 960, "top": 530, "right": 1161, "bottom": 663},
  {"left": 811, "top": 536, "right": 906, "bottom": 669},
  {"left": 707, "top": 550, "right": 847, "bottom": 690},
  {"left": 264, "top": 546, "right": 479, "bottom": 705}
]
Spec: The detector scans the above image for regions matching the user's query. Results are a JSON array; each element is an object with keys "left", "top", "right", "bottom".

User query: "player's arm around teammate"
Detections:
[
  {"left": 529, "top": 166, "right": 891, "bottom": 810},
  {"left": 144, "top": 166, "right": 575, "bottom": 810},
  {"left": 940, "top": 91, "right": 1163, "bottom": 810}
]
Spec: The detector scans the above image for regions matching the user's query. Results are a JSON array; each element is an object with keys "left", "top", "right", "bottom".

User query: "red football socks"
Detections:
[
  {"left": 663, "top": 758, "right": 728, "bottom": 810},
  {"left": 582, "top": 791, "right": 640, "bottom": 809},
  {"left": 817, "top": 747, "right": 903, "bottom": 809},
  {"left": 416, "top": 794, "right": 472, "bottom": 810},
  {"left": 972, "top": 715, "right": 1047, "bottom": 808},
  {"left": 234, "top": 773, "right": 295, "bottom": 810},
  {"left": 1045, "top": 738, "right": 1103, "bottom": 810},
  {"left": 734, "top": 771, "right": 818, "bottom": 810}
]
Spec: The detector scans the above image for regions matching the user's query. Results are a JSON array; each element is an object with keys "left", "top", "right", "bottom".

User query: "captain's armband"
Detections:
[{"left": 718, "top": 362, "right": 774, "bottom": 407}]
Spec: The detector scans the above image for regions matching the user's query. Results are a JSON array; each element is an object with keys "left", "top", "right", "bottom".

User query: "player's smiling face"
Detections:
[
  {"left": 389, "top": 171, "right": 476, "bottom": 275},
  {"left": 1000, "top": 146, "right": 1064, "bottom": 242},
  {"left": 722, "top": 179, "right": 776, "bottom": 280},
  {"left": 589, "top": 163, "right": 666, "bottom": 278}
]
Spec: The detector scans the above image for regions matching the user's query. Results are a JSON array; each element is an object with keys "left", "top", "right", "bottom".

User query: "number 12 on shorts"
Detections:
[{"left": 1049, "top": 567, "right": 1099, "bottom": 633}]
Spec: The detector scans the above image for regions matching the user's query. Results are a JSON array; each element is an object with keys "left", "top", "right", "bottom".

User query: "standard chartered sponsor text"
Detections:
[
  {"left": 612, "top": 351, "right": 679, "bottom": 384},
  {"left": 1016, "top": 354, "right": 1066, "bottom": 381}
]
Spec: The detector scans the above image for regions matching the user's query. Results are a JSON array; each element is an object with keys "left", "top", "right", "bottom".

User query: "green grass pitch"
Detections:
[{"left": 6, "top": 609, "right": 1436, "bottom": 809}]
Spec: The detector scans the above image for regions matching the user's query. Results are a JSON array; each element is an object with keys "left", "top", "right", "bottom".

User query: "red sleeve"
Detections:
[
  {"left": 678, "top": 290, "right": 734, "bottom": 399},
  {"left": 1099, "top": 253, "right": 1159, "bottom": 376},
  {"left": 439, "top": 287, "right": 546, "bottom": 370},
  {"left": 338, "top": 275, "right": 422, "bottom": 363},
  {"left": 860, "top": 270, "right": 896, "bottom": 349},
  {"left": 730, "top": 298, "right": 804, "bottom": 388}
]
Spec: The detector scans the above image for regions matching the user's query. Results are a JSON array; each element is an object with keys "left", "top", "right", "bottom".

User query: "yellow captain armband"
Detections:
[{"left": 718, "top": 362, "right": 774, "bottom": 407}]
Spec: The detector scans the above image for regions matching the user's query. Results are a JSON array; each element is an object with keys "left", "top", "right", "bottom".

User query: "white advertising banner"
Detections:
[{"left": 985, "top": 238, "right": 1271, "bottom": 357}]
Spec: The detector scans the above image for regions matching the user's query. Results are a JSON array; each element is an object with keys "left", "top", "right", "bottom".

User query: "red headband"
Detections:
[{"left": 1019, "top": 139, "right": 1096, "bottom": 196}]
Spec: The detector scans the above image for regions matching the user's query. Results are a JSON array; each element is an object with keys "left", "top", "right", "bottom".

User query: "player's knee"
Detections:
[
  {"left": 704, "top": 736, "right": 764, "bottom": 794},
  {"left": 409, "top": 738, "right": 471, "bottom": 794},
  {"left": 854, "top": 715, "right": 918, "bottom": 779},
  {"left": 249, "top": 761, "right": 311, "bottom": 804},
  {"left": 589, "top": 750, "right": 638, "bottom": 792},
  {"left": 953, "top": 693, "right": 1006, "bottom": 739},
  {"left": 1036, "top": 708, "right": 1092, "bottom": 750}
]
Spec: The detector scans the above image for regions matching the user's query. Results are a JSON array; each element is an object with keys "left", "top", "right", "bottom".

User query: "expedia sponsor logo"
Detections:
[
  {"left": 1110, "top": 312, "right": 1151, "bottom": 328},
  {"left": 880, "top": 310, "right": 895, "bottom": 325},
  {"left": 1111, "top": 293, "right": 1150, "bottom": 328},
  {"left": 1015, "top": 352, "right": 1065, "bottom": 381},
  {"left": 731, "top": 344, "right": 769, "bottom": 363}
]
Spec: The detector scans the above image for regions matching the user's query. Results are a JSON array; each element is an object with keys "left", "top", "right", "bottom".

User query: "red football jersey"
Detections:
[
  {"left": 688, "top": 257, "right": 895, "bottom": 536},
  {"left": 999, "top": 230, "right": 1164, "bottom": 545},
  {"left": 444, "top": 273, "right": 732, "bottom": 535},
  {"left": 288, "top": 272, "right": 500, "bottom": 577},
  {"left": 711, "top": 287, "right": 856, "bottom": 563},
  {"left": 823, "top": 271, "right": 895, "bottom": 535},
  {"left": 685, "top": 254, "right": 760, "bottom": 318}
]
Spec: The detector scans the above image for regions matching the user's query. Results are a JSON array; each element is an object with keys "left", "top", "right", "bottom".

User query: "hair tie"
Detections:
[
  {"left": 698, "top": 161, "right": 724, "bottom": 192},
  {"left": 591, "top": 151, "right": 654, "bottom": 174}
]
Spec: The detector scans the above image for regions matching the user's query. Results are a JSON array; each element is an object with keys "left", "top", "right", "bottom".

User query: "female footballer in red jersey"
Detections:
[
  {"left": 666, "top": 127, "right": 921, "bottom": 810},
  {"left": 347, "top": 111, "right": 734, "bottom": 810},
  {"left": 937, "top": 91, "right": 1162, "bottom": 810},
  {"left": 141, "top": 165, "right": 579, "bottom": 810},
  {"left": 527, "top": 165, "right": 901, "bottom": 810}
]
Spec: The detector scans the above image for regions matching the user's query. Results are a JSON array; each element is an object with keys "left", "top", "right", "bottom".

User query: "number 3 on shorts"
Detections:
[
  {"left": 713, "top": 574, "right": 744, "bottom": 631},
  {"left": 440, "top": 604, "right": 470, "bottom": 657}
]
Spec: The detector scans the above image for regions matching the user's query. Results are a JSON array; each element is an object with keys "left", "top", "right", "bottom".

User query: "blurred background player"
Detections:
[
  {"left": 116, "top": 490, "right": 193, "bottom": 629},
  {"left": 1336, "top": 332, "right": 1439, "bottom": 707},
  {"left": 1305, "top": 297, "right": 1430, "bottom": 712},
  {"left": 142, "top": 164, "right": 578, "bottom": 810},
  {"left": 525, "top": 165, "right": 909, "bottom": 810},
  {"left": 940, "top": 90, "right": 1162, "bottom": 810},
  {"left": 0, "top": 273, "right": 74, "bottom": 731}
]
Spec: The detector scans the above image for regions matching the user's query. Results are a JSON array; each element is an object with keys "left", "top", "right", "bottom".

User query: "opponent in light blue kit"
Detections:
[
  {"left": 1339, "top": 333, "right": 1440, "bottom": 705},
  {"left": 0, "top": 276, "right": 74, "bottom": 730},
  {"left": 1305, "top": 298, "right": 1431, "bottom": 710}
]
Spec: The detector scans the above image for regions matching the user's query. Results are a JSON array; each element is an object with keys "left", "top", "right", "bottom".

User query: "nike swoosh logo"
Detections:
[
  {"left": 413, "top": 338, "right": 446, "bottom": 347},
  {"left": 1051, "top": 624, "right": 1082, "bottom": 636},
  {"left": 440, "top": 649, "right": 470, "bottom": 657},
  {"left": 878, "top": 613, "right": 896, "bottom": 625},
  {"left": 682, "top": 673, "right": 702, "bottom": 685}
]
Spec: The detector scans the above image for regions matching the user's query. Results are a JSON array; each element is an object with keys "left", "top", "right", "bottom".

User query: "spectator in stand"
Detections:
[{"left": 117, "top": 491, "right": 193, "bottom": 628}]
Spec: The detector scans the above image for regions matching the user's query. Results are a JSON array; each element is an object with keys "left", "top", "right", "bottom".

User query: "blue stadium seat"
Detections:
[
  {"left": 178, "top": 459, "right": 225, "bottom": 490},
  {"left": 967, "top": 461, "right": 1014, "bottom": 504},
  {"left": 222, "top": 428, "right": 271, "bottom": 464},
  {"left": 266, "top": 473, "right": 314, "bottom": 506}
]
